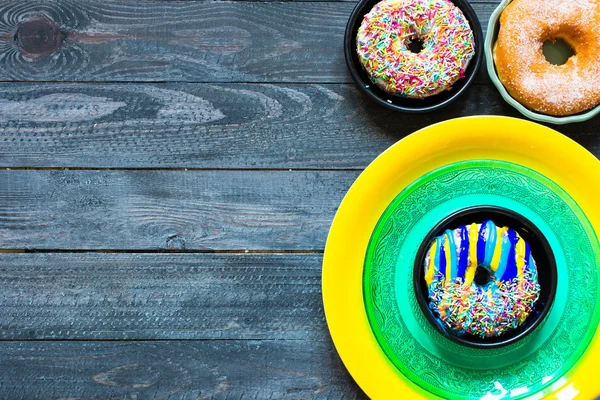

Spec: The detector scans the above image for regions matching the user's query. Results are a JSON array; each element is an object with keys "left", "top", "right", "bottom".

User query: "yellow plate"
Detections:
[{"left": 322, "top": 116, "right": 600, "bottom": 399}]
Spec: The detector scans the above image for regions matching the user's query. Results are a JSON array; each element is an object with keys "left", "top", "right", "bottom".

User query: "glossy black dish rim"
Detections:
[
  {"left": 413, "top": 206, "right": 558, "bottom": 349},
  {"left": 344, "top": 0, "right": 484, "bottom": 113}
]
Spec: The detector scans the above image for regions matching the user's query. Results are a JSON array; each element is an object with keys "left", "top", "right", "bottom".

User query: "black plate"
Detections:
[
  {"left": 344, "top": 0, "right": 484, "bottom": 113},
  {"left": 413, "top": 206, "right": 558, "bottom": 349}
]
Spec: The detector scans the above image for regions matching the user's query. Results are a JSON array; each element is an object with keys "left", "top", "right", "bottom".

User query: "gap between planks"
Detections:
[
  {"left": 0, "top": 249, "right": 325, "bottom": 254},
  {"left": 0, "top": 167, "right": 365, "bottom": 171},
  {"left": 0, "top": 337, "right": 328, "bottom": 342}
]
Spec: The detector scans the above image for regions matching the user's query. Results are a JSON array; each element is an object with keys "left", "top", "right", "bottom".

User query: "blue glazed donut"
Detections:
[{"left": 424, "top": 220, "right": 541, "bottom": 338}]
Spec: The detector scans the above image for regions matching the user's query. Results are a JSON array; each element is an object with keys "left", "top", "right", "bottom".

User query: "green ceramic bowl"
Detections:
[{"left": 485, "top": 0, "right": 600, "bottom": 125}]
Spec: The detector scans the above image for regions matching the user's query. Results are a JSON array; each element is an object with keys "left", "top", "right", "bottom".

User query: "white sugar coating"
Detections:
[{"left": 494, "top": 0, "right": 600, "bottom": 116}]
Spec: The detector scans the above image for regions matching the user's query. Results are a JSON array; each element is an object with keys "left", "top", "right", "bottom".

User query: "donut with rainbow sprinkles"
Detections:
[
  {"left": 424, "top": 220, "right": 541, "bottom": 338},
  {"left": 356, "top": 0, "right": 476, "bottom": 99}
]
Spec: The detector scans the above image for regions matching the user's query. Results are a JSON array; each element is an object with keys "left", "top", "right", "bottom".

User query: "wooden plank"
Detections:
[
  {"left": 0, "top": 340, "right": 367, "bottom": 399},
  {"left": 0, "top": 1, "right": 497, "bottom": 82},
  {"left": 0, "top": 83, "right": 598, "bottom": 169},
  {"left": 0, "top": 253, "right": 327, "bottom": 340},
  {"left": 0, "top": 170, "right": 358, "bottom": 250}
]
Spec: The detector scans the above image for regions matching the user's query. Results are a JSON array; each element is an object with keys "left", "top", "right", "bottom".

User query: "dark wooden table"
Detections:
[{"left": 0, "top": 0, "right": 598, "bottom": 398}]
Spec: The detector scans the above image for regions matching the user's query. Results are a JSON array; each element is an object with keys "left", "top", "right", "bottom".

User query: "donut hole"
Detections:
[
  {"left": 542, "top": 38, "right": 575, "bottom": 66},
  {"left": 473, "top": 266, "right": 492, "bottom": 286},
  {"left": 408, "top": 37, "right": 425, "bottom": 54}
]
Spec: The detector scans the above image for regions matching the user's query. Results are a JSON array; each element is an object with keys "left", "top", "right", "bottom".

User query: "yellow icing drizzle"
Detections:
[
  {"left": 425, "top": 240, "right": 437, "bottom": 285},
  {"left": 490, "top": 227, "right": 508, "bottom": 271},
  {"left": 464, "top": 223, "right": 479, "bottom": 286}
]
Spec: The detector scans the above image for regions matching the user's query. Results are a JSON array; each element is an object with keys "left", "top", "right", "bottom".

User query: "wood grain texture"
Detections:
[
  {"left": 0, "top": 0, "right": 496, "bottom": 82},
  {"left": 0, "top": 83, "right": 598, "bottom": 169},
  {"left": 0, "top": 340, "right": 367, "bottom": 399},
  {"left": 0, "top": 253, "right": 326, "bottom": 340},
  {"left": 0, "top": 170, "right": 358, "bottom": 250}
]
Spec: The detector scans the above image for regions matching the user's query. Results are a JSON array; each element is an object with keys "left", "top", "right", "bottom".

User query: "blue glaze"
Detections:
[
  {"left": 483, "top": 221, "right": 497, "bottom": 266},
  {"left": 477, "top": 221, "right": 487, "bottom": 265},
  {"left": 445, "top": 230, "right": 457, "bottom": 280},
  {"left": 502, "top": 230, "right": 520, "bottom": 281},
  {"left": 439, "top": 237, "right": 446, "bottom": 280},
  {"left": 456, "top": 226, "right": 469, "bottom": 278}
]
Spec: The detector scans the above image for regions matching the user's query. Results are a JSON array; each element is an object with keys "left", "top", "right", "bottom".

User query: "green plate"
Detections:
[{"left": 364, "top": 160, "right": 600, "bottom": 399}]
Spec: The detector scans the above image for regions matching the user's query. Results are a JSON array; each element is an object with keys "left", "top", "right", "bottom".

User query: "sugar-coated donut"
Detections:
[
  {"left": 494, "top": 0, "right": 600, "bottom": 116},
  {"left": 356, "top": 0, "right": 475, "bottom": 99},
  {"left": 424, "top": 221, "right": 540, "bottom": 338}
]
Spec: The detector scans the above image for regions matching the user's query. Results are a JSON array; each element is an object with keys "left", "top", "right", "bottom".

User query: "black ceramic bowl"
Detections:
[
  {"left": 344, "top": 0, "right": 484, "bottom": 113},
  {"left": 413, "top": 206, "right": 557, "bottom": 349}
]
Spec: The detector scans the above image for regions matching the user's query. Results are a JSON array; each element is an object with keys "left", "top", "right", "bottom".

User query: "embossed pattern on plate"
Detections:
[{"left": 364, "top": 160, "right": 600, "bottom": 399}]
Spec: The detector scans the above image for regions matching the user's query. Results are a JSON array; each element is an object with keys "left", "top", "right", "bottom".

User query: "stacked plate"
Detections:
[{"left": 322, "top": 117, "right": 600, "bottom": 399}]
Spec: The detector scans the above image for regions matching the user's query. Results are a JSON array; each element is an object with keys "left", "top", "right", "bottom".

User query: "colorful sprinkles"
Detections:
[
  {"left": 356, "top": 0, "right": 476, "bottom": 99},
  {"left": 424, "top": 221, "right": 541, "bottom": 338}
]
